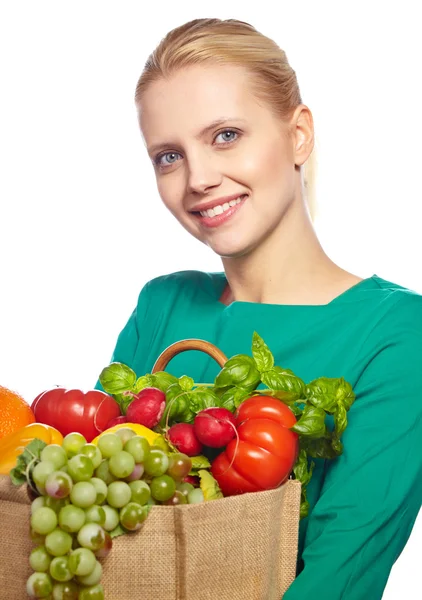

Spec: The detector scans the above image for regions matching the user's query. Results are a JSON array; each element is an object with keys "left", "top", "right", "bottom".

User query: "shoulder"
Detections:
[
  {"left": 136, "top": 269, "right": 223, "bottom": 304},
  {"left": 370, "top": 275, "right": 422, "bottom": 329}
]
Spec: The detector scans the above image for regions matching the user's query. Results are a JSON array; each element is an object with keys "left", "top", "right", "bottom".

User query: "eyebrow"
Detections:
[{"left": 147, "top": 117, "right": 247, "bottom": 156}]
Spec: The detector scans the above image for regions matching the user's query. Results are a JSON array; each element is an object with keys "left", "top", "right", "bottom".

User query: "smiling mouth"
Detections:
[{"left": 191, "top": 195, "right": 247, "bottom": 228}]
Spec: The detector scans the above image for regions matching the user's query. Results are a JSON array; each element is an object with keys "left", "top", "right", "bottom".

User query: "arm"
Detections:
[{"left": 284, "top": 296, "right": 422, "bottom": 600}]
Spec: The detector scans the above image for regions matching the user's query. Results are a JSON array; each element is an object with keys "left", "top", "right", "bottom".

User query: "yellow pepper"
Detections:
[
  {"left": 0, "top": 423, "right": 63, "bottom": 475},
  {"left": 91, "top": 422, "right": 161, "bottom": 447}
]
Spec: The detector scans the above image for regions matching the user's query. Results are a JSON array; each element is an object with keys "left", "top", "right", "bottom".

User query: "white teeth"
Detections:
[{"left": 199, "top": 195, "right": 245, "bottom": 218}]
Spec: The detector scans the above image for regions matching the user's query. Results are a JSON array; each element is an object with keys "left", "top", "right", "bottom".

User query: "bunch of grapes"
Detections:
[{"left": 27, "top": 428, "right": 203, "bottom": 599}]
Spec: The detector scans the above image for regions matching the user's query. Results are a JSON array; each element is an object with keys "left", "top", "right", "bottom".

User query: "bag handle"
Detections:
[{"left": 152, "top": 339, "right": 228, "bottom": 374}]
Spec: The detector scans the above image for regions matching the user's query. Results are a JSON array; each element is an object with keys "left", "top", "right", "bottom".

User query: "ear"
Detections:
[{"left": 291, "top": 105, "right": 314, "bottom": 166}]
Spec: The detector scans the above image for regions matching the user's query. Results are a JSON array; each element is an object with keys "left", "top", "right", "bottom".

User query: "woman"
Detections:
[{"left": 98, "top": 18, "right": 422, "bottom": 599}]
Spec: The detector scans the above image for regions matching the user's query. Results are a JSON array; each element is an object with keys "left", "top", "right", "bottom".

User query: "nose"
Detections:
[{"left": 186, "top": 149, "right": 223, "bottom": 195}]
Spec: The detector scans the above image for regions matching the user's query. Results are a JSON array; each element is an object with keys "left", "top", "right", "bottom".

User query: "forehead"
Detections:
[{"left": 138, "top": 64, "right": 269, "bottom": 144}]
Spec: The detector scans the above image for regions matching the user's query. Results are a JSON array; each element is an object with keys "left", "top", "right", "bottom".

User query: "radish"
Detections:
[
  {"left": 183, "top": 475, "right": 200, "bottom": 487},
  {"left": 167, "top": 423, "right": 203, "bottom": 456},
  {"left": 106, "top": 415, "right": 127, "bottom": 429},
  {"left": 194, "top": 407, "right": 237, "bottom": 448},
  {"left": 125, "top": 387, "right": 166, "bottom": 429}
]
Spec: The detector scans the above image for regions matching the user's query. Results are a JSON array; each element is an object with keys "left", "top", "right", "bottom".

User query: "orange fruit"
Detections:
[{"left": 0, "top": 385, "right": 35, "bottom": 439}]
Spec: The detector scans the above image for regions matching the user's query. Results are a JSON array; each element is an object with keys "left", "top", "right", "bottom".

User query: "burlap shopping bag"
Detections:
[
  {"left": 0, "top": 475, "right": 301, "bottom": 599},
  {"left": 0, "top": 339, "right": 302, "bottom": 599}
]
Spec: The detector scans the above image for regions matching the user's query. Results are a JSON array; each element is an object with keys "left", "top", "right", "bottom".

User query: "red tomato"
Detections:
[
  {"left": 31, "top": 388, "right": 121, "bottom": 442},
  {"left": 211, "top": 396, "right": 299, "bottom": 496}
]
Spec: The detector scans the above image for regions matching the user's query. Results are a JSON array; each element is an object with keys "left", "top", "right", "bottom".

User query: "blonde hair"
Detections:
[{"left": 135, "top": 18, "right": 317, "bottom": 219}]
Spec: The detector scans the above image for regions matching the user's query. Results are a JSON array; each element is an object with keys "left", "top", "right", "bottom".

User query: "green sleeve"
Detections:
[
  {"left": 94, "top": 282, "right": 150, "bottom": 391},
  {"left": 284, "top": 295, "right": 422, "bottom": 599}
]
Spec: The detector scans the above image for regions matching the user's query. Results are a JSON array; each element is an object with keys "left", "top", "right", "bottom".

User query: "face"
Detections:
[{"left": 138, "top": 64, "right": 308, "bottom": 258}]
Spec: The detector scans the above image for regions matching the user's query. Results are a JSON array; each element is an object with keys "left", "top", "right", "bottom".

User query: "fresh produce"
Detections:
[
  {"left": 91, "top": 423, "right": 160, "bottom": 447},
  {"left": 167, "top": 423, "right": 203, "bottom": 456},
  {"left": 211, "top": 396, "right": 299, "bottom": 495},
  {"left": 0, "top": 384, "right": 35, "bottom": 439},
  {"left": 194, "top": 407, "right": 236, "bottom": 448},
  {"left": 31, "top": 388, "right": 121, "bottom": 442},
  {"left": 0, "top": 423, "right": 63, "bottom": 475},
  {"left": 10, "top": 430, "right": 220, "bottom": 599},
  {"left": 125, "top": 387, "right": 166, "bottom": 428}
]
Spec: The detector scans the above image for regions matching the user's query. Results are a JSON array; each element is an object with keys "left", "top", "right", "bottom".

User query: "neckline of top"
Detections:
[{"left": 211, "top": 273, "right": 380, "bottom": 309}]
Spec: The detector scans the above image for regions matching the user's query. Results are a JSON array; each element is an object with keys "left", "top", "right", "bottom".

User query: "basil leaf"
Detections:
[
  {"left": 305, "top": 377, "right": 355, "bottom": 414},
  {"left": 293, "top": 449, "right": 315, "bottom": 487},
  {"left": 300, "top": 489, "right": 310, "bottom": 519},
  {"left": 132, "top": 374, "right": 154, "bottom": 394},
  {"left": 179, "top": 375, "right": 194, "bottom": 392},
  {"left": 189, "top": 388, "right": 221, "bottom": 413},
  {"left": 261, "top": 367, "right": 305, "bottom": 398},
  {"left": 10, "top": 438, "right": 47, "bottom": 486},
  {"left": 255, "top": 389, "right": 299, "bottom": 405},
  {"left": 151, "top": 371, "right": 179, "bottom": 393},
  {"left": 214, "top": 355, "right": 260, "bottom": 390},
  {"left": 190, "top": 455, "right": 211, "bottom": 471},
  {"left": 160, "top": 384, "right": 194, "bottom": 426},
  {"left": 99, "top": 362, "right": 137, "bottom": 394},
  {"left": 300, "top": 435, "right": 339, "bottom": 460},
  {"left": 252, "top": 331, "right": 274, "bottom": 373},
  {"left": 290, "top": 405, "right": 327, "bottom": 438},
  {"left": 334, "top": 401, "right": 348, "bottom": 439}
]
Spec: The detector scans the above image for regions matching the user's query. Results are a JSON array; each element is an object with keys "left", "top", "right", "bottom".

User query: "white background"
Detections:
[{"left": 0, "top": 1, "right": 420, "bottom": 597}]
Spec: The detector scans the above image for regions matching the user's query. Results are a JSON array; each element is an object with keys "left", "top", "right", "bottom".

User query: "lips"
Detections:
[{"left": 193, "top": 195, "right": 247, "bottom": 228}]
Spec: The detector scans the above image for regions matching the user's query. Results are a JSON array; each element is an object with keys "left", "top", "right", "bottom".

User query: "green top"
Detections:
[{"left": 96, "top": 270, "right": 422, "bottom": 599}]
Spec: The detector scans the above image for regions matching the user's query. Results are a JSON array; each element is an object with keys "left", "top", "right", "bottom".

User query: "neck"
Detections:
[{"left": 221, "top": 199, "right": 360, "bottom": 305}]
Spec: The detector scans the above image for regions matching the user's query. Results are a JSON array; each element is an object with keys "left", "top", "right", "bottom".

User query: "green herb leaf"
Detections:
[
  {"left": 198, "top": 469, "right": 224, "bottom": 501},
  {"left": 179, "top": 375, "right": 195, "bottom": 392},
  {"left": 300, "top": 435, "right": 340, "bottom": 459},
  {"left": 305, "top": 377, "right": 355, "bottom": 413},
  {"left": 109, "top": 523, "right": 126, "bottom": 539},
  {"left": 160, "top": 384, "right": 194, "bottom": 426},
  {"left": 214, "top": 355, "right": 260, "bottom": 390},
  {"left": 293, "top": 449, "right": 315, "bottom": 488},
  {"left": 261, "top": 367, "right": 305, "bottom": 398},
  {"left": 132, "top": 374, "right": 154, "bottom": 394},
  {"left": 290, "top": 405, "right": 327, "bottom": 438},
  {"left": 99, "top": 362, "right": 137, "bottom": 394},
  {"left": 189, "top": 455, "right": 211, "bottom": 473},
  {"left": 189, "top": 388, "right": 221, "bottom": 414},
  {"left": 151, "top": 372, "right": 179, "bottom": 393},
  {"left": 10, "top": 438, "right": 47, "bottom": 486},
  {"left": 334, "top": 401, "right": 348, "bottom": 439},
  {"left": 251, "top": 332, "right": 274, "bottom": 373}
]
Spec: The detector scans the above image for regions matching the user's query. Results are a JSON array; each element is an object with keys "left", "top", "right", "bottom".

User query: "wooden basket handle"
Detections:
[{"left": 151, "top": 339, "right": 228, "bottom": 374}]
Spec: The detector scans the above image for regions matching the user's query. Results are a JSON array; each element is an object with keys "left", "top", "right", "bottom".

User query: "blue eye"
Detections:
[
  {"left": 155, "top": 152, "right": 181, "bottom": 167},
  {"left": 215, "top": 130, "right": 238, "bottom": 144}
]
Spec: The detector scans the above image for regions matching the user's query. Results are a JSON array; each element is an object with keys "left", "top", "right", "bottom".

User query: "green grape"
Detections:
[
  {"left": 143, "top": 448, "right": 169, "bottom": 477},
  {"left": 125, "top": 462, "right": 144, "bottom": 481},
  {"left": 30, "top": 527, "right": 46, "bottom": 545},
  {"left": 76, "top": 559, "right": 102, "bottom": 586},
  {"left": 89, "top": 478, "right": 108, "bottom": 504},
  {"left": 45, "top": 496, "right": 70, "bottom": 513},
  {"left": 124, "top": 435, "right": 150, "bottom": 463},
  {"left": 80, "top": 444, "right": 102, "bottom": 469},
  {"left": 31, "top": 507, "right": 58, "bottom": 535},
  {"left": 33, "top": 460, "right": 56, "bottom": 491},
  {"left": 31, "top": 496, "right": 46, "bottom": 514},
  {"left": 108, "top": 450, "right": 135, "bottom": 478},
  {"left": 147, "top": 496, "right": 157, "bottom": 505},
  {"left": 52, "top": 581, "right": 80, "bottom": 599},
  {"left": 107, "top": 481, "right": 131, "bottom": 508},
  {"left": 70, "top": 482, "right": 97, "bottom": 508},
  {"left": 45, "top": 471, "right": 73, "bottom": 499},
  {"left": 150, "top": 475, "right": 176, "bottom": 502},
  {"left": 97, "top": 433, "right": 122, "bottom": 458},
  {"left": 167, "top": 453, "right": 192, "bottom": 481},
  {"left": 187, "top": 488, "right": 205, "bottom": 504},
  {"left": 78, "top": 584, "right": 104, "bottom": 600},
  {"left": 68, "top": 547, "right": 96, "bottom": 576},
  {"left": 94, "top": 460, "right": 117, "bottom": 485},
  {"left": 45, "top": 528, "right": 73, "bottom": 557},
  {"left": 128, "top": 480, "right": 151, "bottom": 506},
  {"left": 77, "top": 523, "right": 106, "bottom": 551},
  {"left": 67, "top": 455, "right": 94, "bottom": 482},
  {"left": 41, "top": 445, "right": 68, "bottom": 470},
  {"left": 119, "top": 502, "right": 149, "bottom": 531},
  {"left": 114, "top": 427, "right": 137, "bottom": 445},
  {"left": 30, "top": 545, "right": 52, "bottom": 572},
  {"left": 164, "top": 490, "right": 188, "bottom": 505},
  {"left": 94, "top": 532, "right": 112, "bottom": 559},
  {"left": 84, "top": 505, "right": 106, "bottom": 526},
  {"left": 26, "top": 571, "right": 53, "bottom": 598},
  {"left": 49, "top": 555, "right": 73, "bottom": 582},
  {"left": 58, "top": 505, "right": 86, "bottom": 533},
  {"left": 101, "top": 505, "right": 119, "bottom": 532},
  {"left": 62, "top": 433, "right": 87, "bottom": 458},
  {"left": 176, "top": 482, "right": 194, "bottom": 499}
]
